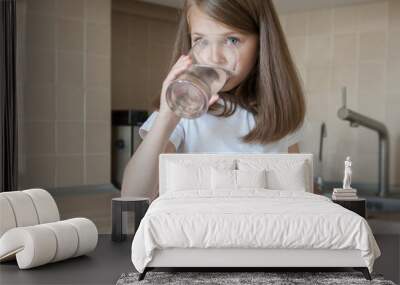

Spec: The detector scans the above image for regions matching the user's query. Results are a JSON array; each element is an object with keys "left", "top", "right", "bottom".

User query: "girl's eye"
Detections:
[
  {"left": 192, "top": 36, "right": 240, "bottom": 47},
  {"left": 226, "top": 37, "right": 240, "bottom": 46}
]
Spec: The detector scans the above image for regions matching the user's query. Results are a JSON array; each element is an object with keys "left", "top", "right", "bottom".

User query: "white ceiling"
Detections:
[{"left": 138, "top": 0, "right": 383, "bottom": 13}]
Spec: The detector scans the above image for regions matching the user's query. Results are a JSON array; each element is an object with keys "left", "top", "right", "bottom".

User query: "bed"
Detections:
[{"left": 130, "top": 153, "right": 381, "bottom": 281}]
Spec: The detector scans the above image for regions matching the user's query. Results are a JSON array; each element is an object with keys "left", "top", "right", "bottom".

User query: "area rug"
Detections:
[{"left": 116, "top": 271, "right": 396, "bottom": 285}]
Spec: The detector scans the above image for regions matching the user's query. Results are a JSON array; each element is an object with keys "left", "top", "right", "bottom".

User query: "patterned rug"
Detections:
[{"left": 116, "top": 271, "right": 396, "bottom": 285}]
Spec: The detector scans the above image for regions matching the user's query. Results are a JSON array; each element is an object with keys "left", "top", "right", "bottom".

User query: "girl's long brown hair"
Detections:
[{"left": 151, "top": 0, "right": 306, "bottom": 145}]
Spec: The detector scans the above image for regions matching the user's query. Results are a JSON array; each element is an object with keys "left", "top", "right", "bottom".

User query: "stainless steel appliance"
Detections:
[{"left": 112, "top": 110, "right": 148, "bottom": 189}]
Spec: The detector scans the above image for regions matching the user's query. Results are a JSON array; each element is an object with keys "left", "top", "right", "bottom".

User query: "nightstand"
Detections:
[
  {"left": 111, "top": 197, "right": 150, "bottom": 242},
  {"left": 332, "top": 198, "right": 366, "bottom": 218}
]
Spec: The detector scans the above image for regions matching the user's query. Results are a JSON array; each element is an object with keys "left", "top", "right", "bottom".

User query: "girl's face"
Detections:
[{"left": 187, "top": 5, "right": 259, "bottom": 92}]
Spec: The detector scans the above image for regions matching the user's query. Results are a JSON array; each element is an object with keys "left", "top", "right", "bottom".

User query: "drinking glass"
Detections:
[{"left": 165, "top": 36, "right": 238, "bottom": 119}]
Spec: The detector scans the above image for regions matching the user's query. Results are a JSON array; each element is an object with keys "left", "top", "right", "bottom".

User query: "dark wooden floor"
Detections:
[{"left": 0, "top": 235, "right": 134, "bottom": 285}]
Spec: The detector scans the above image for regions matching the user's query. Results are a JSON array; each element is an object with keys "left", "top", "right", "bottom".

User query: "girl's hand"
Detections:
[
  {"left": 159, "top": 54, "right": 220, "bottom": 120},
  {"left": 159, "top": 55, "right": 192, "bottom": 120}
]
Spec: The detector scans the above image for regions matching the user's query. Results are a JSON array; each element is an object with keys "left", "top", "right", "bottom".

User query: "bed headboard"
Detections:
[{"left": 159, "top": 153, "right": 314, "bottom": 195}]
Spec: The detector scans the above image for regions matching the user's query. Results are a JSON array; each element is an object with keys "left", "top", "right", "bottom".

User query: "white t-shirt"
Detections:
[{"left": 139, "top": 99, "right": 307, "bottom": 154}]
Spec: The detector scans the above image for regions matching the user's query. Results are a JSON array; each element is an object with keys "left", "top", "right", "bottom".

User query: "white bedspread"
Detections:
[{"left": 131, "top": 190, "right": 380, "bottom": 273}]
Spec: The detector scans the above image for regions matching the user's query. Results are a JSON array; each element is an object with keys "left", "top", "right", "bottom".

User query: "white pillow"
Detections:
[
  {"left": 211, "top": 168, "right": 236, "bottom": 190},
  {"left": 237, "top": 159, "right": 308, "bottom": 192},
  {"left": 236, "top": 169, "right": 268, "bottom": 188},
  {"left": 167, "top": 162, "right": 210, "bottom": 191},
  {"left": 211, "top": 168, "right": 268, "bottom": 190},
  {"left": 266, "top": 163, "right": 307, "bottom": 191},
  {"left": 166, "top": 159, "right": 236, "bottom": 192}
]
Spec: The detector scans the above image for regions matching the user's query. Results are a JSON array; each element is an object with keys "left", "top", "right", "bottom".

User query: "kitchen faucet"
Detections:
[{"left": 337, "top": 87, "right": 390, "bottom": 197}]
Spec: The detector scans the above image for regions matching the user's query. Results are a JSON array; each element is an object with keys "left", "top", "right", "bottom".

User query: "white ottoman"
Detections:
[{"left": 0, "top": 189, "right": 98, "bottom": 269}]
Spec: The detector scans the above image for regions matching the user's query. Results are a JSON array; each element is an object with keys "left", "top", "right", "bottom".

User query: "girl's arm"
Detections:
[
  {"left": 288, "top": 143, "right": 300, "bottom": 153},
  {"left": 121, "top": 55, "right": 192, "bottom": 199},
  {"left": 121, "top": 112, "right": 179, "bottom": 199}
]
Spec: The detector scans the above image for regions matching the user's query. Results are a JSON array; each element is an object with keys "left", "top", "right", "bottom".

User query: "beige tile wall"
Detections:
[
  {"left": 18, "top": 0, "right": 112, "bottom": 189},
  {"left": 111, "top": 0, "right": 178, "bottom": 110},
  {"left": 280, "top": 0, "right": 400, "bottom": 189}
]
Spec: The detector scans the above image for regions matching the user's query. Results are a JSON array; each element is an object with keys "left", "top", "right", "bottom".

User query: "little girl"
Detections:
[{"left": 122, "top": 0, "right": 307, "bottom": 200}]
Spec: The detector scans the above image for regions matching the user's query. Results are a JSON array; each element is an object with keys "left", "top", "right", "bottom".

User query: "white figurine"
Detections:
[{"left": 342, "top": 156, "right": 352, "bottom": 189}]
